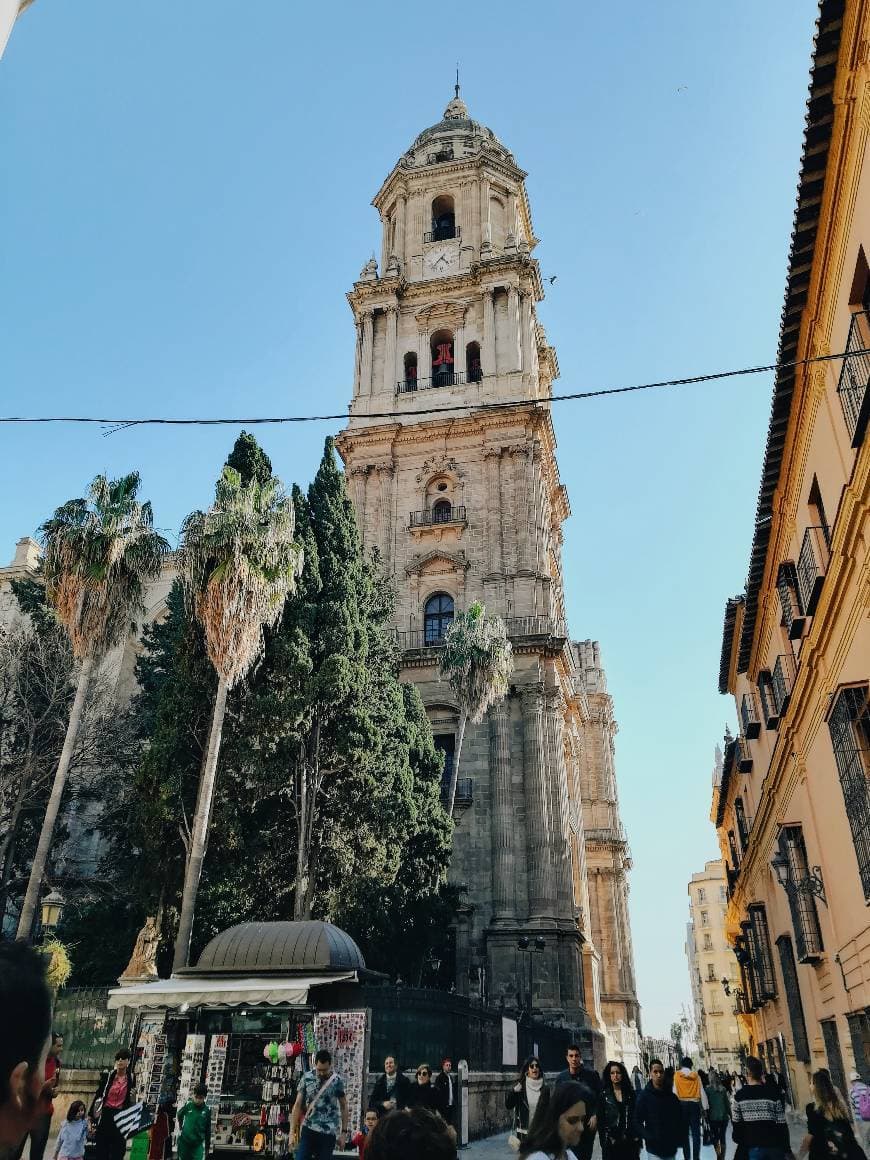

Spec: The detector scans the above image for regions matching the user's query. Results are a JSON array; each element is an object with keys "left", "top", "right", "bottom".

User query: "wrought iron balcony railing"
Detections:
[
  {"left": 797, "top": 525, "right": 830, "bottom": 617},
  {"left": 423, "top": 224, "right": 460, "bottom": 243},
  {"left": 771, "top": 653, "right": 797, "bottom": 719},
  {"left": 397, "top": 615, "right": 567, "bottom": 651},
  {"left": 397, "top": 371, "right": 467, "bottom": 394},
  {"left": 741, "top": 692, "right": 761, "bottom": 739},
  {"left": 837, "top": 310, "right": 870, "bottom": 448},
  {"left": 735, "top": 736, "right": 753, "bottom": 774},
  {"left": 409, "top": 506, "right": 467, "bottom": 527}
]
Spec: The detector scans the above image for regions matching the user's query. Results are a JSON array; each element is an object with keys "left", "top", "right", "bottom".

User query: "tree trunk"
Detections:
[
  {"left": 292, "top": 755, "right": 309, "bottom": 921},
  {"left": 172, "top": 673, "right": 229, "bottom": 971},
  {"left": 444, "top": 707, "right": 468, "bottom": 816},
  {"left": 16, "top": 656, "right": 93, "bottom": 941}
]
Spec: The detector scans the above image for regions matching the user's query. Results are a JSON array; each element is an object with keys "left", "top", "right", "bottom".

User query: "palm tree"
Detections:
[
  {"left": 172, "top": 466, "right": 303, "bottom": 970},
  {"left": 16, "top": 473, "right": 168, "bottom": 940},
  {"left": 438, "top": 601, "right": 513, "bottom": 814}
]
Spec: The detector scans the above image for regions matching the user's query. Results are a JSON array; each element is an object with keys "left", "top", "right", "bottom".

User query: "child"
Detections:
[
  {"left": 176, "top": 1086, "right": 211, "bottom": 1160},
  {"left": 148, "top": 1101, "right": 171, "bottom": 1160},
  {"left": 351, "top": 1109, "right": 379, "bottom": 1156},
  {"left": 55, "top": 1101, "right": 89, "bottom": 1160}
]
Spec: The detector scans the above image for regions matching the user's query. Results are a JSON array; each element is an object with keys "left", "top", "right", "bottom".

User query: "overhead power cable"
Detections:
[{"left": 0, "top": 345, "right": 862, "bottom": 433}]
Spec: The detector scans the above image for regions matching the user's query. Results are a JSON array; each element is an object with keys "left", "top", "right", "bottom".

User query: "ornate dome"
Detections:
[
  {"left": 192, "top": 921, "right": 365, "bottom": 975},
  {"left": 408, "top": 87, "right": 509, "bottom": 159}
]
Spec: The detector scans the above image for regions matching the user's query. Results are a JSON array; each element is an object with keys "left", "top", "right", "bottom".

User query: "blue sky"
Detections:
[{"left": 1, "top": 1, "right": 820, "bottom": 1037}]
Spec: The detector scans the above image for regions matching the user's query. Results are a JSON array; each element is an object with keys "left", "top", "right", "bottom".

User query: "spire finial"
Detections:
[{"left": 455, "top": 64, "right": 460, "bottom": 99}]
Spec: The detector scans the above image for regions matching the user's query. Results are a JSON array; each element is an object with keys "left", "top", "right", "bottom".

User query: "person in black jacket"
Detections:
[
  {"left": 408, "top": 1065, "right": 444, "bottom": 1116},
  {"left": 89, "top": 1050, "right": 135, "bottom": 1160},
  {"left": 369, "top": 1057, "right": 412, "bottom": 1116},
  {"left": 434, "top": 1060, "right": 457, "bottom": 1128},
  {"left": 556, "top": 1046, "right": 601, "bottom": 1160},
  {"left": 506, "top": 1057, "right": 552, "bottom": 1133},
  {"left": 635, "top": 1060, "right": 684, "bottom": 1160}
]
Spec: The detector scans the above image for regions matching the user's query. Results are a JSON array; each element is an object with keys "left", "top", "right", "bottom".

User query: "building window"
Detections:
[
  {"left": 758, "top": 670, "right": 779, "bottom": 729},
  {"left": 424, "top": 593, "right": 454, "bottom": 645},
  {"left": 433, "top": 732, "right": 456, "bottom": 799},
  {"left": 403, "top": 352, "right": 418, "bottom": 389},
  {"left": 703, "top": 934, "right": 713, "bottom": 952},
  {"left": 429, "top": 194, "right": 457, "bottom": 241},
  {"left": 821, "top": 1019, "right": 848, "bottom": 1101},
  {"left": 735, "top": 798, "right": 750, "bottom": 852},
  {"left": 707, "top": 963, "right": 716, "bottom": 981},
  {"left": 747, "top": 903, "right": 777, "bottom": 1002},
  {"left": 776, "top": 561, "right": 806, "bottom": 639},
  {"left": 728, "top": 831, "right": 740, "bottom": 871},
  {"left": 719, "top": 885, "right": 726, "bottom": 902},
  {"left": 778, "top": 825, "right": 824, "bottom": 961},
  {"left": 697, "top": 887, "right": 706, "bottom": 904},
  {"left": 847, "top": 1012, "right": 870, "bottom": 1083},
  {"left": 701, "top": 911, "right": 709, "bottom": 926},
  {"left": 430, "top": 329, "right": 456, "bottom": 387},
  {"left": 431, "top": 499, "right": 452, "bottom": 523},
  {"left": 828, "top": 685, "right": 870, "bottom": 896},
  {"left": 466, "top": 341, "right": 482, "bottom": 383}
]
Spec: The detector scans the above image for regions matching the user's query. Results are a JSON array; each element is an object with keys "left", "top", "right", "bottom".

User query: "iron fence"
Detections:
[
  {"left": 53, "top": 987, "right": 136, "bottom": 1069},
  {"left": 397, "top": 615, "right": 566, "bottom": 652},
  {"left": 797, "top": 525, "right": 829, "bottom": 616},
  {"left": 837, "top": 311, "right": 870, "bottom": 447},
  {"left": 771, "top": 653, "right": 797, "bottom": 719}
]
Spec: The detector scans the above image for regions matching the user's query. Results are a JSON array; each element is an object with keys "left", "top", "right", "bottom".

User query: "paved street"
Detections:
[{"left": 464, "top": 1115, "right": 808, "bottom": 1158}]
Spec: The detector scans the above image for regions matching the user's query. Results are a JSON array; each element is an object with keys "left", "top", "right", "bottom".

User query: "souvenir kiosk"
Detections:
[{"left": 108, "top": 921, "right": 371, "bottom": 1157}]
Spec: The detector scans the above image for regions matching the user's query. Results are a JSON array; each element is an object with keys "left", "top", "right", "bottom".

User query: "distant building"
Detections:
[
  {"left": 685, "top": 860, "right": 743, "bottom": 1073},
  {"left": 713, "top": 0, "right": 870, "bottom": 1111},
  {"left": 1, "top": 0, "right": 34, "bottom": 59}
]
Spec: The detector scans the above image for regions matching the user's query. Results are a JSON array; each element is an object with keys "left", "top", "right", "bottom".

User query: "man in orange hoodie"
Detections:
[{"left": 673, "top": 1057, "right": 708, "bottom": 1160}]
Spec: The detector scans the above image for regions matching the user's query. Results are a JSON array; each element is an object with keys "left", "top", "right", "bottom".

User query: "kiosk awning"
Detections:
[{"left": 107, "top": 973, "right": 357, "bottom": 1010}]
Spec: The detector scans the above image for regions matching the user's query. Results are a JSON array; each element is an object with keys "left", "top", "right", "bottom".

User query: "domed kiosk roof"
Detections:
[{"left": 195, "top": 921, "right": 366, "bottom": 975}]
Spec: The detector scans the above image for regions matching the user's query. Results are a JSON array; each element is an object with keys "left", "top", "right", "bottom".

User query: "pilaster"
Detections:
[
  {"left": 383, "top": 305, "right": 398, "bottom": 394},
  {"left": 522, "top": 683, "right": 556, "bottom": 923},
  {"left": 489, "top": 698, "right": 516, "bottom": 924},
  {"left": 360, "top": 309, "right": 374, "bottom": 396}
]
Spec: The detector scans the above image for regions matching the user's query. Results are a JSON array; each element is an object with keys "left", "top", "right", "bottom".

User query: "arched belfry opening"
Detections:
[
  {"left": 430, "top": 195, "right": 457, "bottom": 242},
  {"left": 430, "top": 328, "right": 455, "bottom": 387},
  {"left": 403, "top": 351, "right": 418, "bottom": 390},
  {"left": 466, "top": 341, "right": 482, "bottom": 383}
]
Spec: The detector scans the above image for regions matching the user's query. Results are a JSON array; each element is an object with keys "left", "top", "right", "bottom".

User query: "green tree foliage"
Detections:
[{"left": 225, "top": 430, "right": 274, "bottom": 486}]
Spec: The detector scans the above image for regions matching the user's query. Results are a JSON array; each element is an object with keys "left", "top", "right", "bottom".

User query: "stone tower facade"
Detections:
[{"left": 335, "top": 90, "right": 640, "bottom": 1050}]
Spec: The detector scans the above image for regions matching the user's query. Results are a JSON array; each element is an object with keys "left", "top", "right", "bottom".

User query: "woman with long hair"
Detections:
[
  {"left": 408, "top": 1064, "right": 444, "bottom": 1116},
  {"left": 705, "top": 1071, "right": 730, "bottom": 1160},
  {"left": 519, "top": 1080, "right": 591, "bottom": 1160},
  {"left": 506, "top": 1057, "right": 551, "bottom": 1136},
  {"left": 599, "top": 1061, "right": 640, "bottom": 1160},
  {"left": 799, "top": 1069, "right": 865, "bottom": 1160}
]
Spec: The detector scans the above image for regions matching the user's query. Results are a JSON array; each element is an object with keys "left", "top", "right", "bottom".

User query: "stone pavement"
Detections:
[{"left": 463, "top": 1116, "right": 808, "bottom": 1159}]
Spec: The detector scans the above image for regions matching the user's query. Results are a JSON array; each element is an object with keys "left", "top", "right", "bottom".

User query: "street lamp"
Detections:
[
  {"left": 40, "top": 889, "right": 65, "bottom": 935},
  {"left": 770, "top": 848, "right": 827, "bottom": 906}
]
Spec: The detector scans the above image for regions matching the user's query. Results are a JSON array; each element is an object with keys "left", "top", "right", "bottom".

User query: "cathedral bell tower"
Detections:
[{"left": 336, "top": 89, "right": 639, "bottom": 1050}]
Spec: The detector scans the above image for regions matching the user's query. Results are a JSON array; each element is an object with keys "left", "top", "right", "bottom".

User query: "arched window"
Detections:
[
  {"left": 430, "top": 329, "right": 455, "bottom": 387},
  {"left": 424, "top": 593, "right": 454, "bottom": 645},
  {"left": 403, "top": 352, "right": 418, "bottom": 391},
  {"left": 466, "top": 341, "right": 482, "bottom": 383},
  {"left": 430, "top": 195, "right": 456, "bottom": 241},
  {"left": 432, "top": 499, "right": 452, "bottom": 523}
]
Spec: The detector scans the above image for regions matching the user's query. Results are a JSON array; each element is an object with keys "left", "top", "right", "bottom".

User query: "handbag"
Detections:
[{"left": 703, "top": 1122, "right": 712, "bottom": 1147}]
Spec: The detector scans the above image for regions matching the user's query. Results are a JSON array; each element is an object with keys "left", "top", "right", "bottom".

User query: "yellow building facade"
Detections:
[
  {"left": 713, "top": 0, "right": 870, "bottom": 1111},
  {"left": 686, "top": 860, "right": 744, "bottom": 1073}
]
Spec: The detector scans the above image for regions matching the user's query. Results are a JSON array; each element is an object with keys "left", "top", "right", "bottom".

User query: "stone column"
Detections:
[
  {"left": 490, "top": 698, "right": 516, "bottom": 924},
  {"left": 349, "top": 466, "right": 368, "bottom": 547},
  {"left": 507, "top": 285, "right": 521, "bottom": 372},
  {"left": 522, "top": 684, "right": 555, "bottom": 922},
  {"left": 514, "top": 445, "right": 532, "bottom": 572},
  {"left": 455, "top": 312, "right": 465, "bottom": 384},
  {"left": 546, "top": 687, "right": 574, "bottom": 923},
  {"left": 417, "top": 326, "right": 429, "bottom": 385},
  {"left": 480, "top": 176, "right": 492, "bottom": 255},
  {"left": 395, "top": 193, "right": 406, "bottom": 268},
  {"left": 530, "top": 447, "right": 544, "bottom": 573},
  {"left": 360, "top": 310, "right": 374, "bottom": 396},
  {"left": 484, "top": 448, "right": 503, "bottom": 576},
  {"left": 482, "top": 289, "right": 496, "bottom": 380},
  {"left": 377, "top": 464, "right": 394, "bottom": 568},
  {"left": 352, "top": 319, "right": 362, "bottom": 396},
  {"left": 520, "top": 291, "right": 534, "bottom": 376},
  {"left": 383, "top": 305, "right": 398, "bottom": 394},
  {"left": 365, "top": 462, "right": 381, "bottom": 550}
]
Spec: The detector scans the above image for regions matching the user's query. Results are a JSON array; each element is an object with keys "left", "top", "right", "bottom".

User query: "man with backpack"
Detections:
[{"left": 848, "top": 1071, "right": 870, "bottom": 1149}]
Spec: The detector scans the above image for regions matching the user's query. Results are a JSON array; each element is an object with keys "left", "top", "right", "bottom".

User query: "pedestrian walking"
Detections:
[
  {"left": 0, "top": 941, "right": 53, "bottom": 1153},
  {"left": 848, "top": 1071, "right": 870, "bottom": 1152},
  {"left": 53, "top": 1101, "right": 88, "bottom": 1160},
  {"left": 706, "top": 1072, "right": 731, "bottom": 1160},
  {"left": 673, "top": 1057, "right": 708, "bottom": 1160},
  {"left": 290, "top": 1049, "right": 350, "bottom": 1160},
  {"left": 368, "top": 1057, "right": 412, "bottom": 1115},
  {"left": 408, "top": 1064, "right": 444, "bottom": 1116},
  {"left": 365, "top": 1107, "right": 457, "bottom": 1160},
  {"left": 519, "top": 1079, "right": 591, "bottom": 1160},
  {"left": 176, "top": 1085, "right": 210, "bottom": 1160},
  {"left": 634, "top": 1059, "right": 683, "bottom": 1160},
  {"left": 15, "top": 1032, "right": 63, "bottom": 1160},
  {"left": 799, "top": 1069, "right": 866, "bottom": 1160},
  {"left": 506, "top": 1056, "right": 551, "bottom": 1137},
  {"left": 557, "top": 1046, "right": 601, "bottom": 1160},
  {"left": 89, "top": 1050, "right": 135, "bottom": 1160},
  {"left": 599, "top": 1062, "right": 640, "bottom": 1160},
  {"left": 731, "top": 1056, "right": 789, "bottom": 1160},
  {"left": 434, "top": 1060, "right": 457, "bottom": 1127}
]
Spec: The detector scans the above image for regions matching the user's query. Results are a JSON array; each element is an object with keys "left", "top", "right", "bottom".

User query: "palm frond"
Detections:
[
  {"left": 179, "top": 468, "right": 304, "bottom": 689},
  {"left": 439, "top": 601, "right": 513, "bottom": 724}
]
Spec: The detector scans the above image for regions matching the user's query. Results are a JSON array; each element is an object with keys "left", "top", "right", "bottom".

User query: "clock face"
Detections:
[{"left": 424, "top": 246, "right": 455, "bottom": 276}]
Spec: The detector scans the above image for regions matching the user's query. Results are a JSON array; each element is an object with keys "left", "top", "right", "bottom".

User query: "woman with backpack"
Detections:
[{"left": 799, "top": 1069, "right": 866, "bottom": 1160}]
